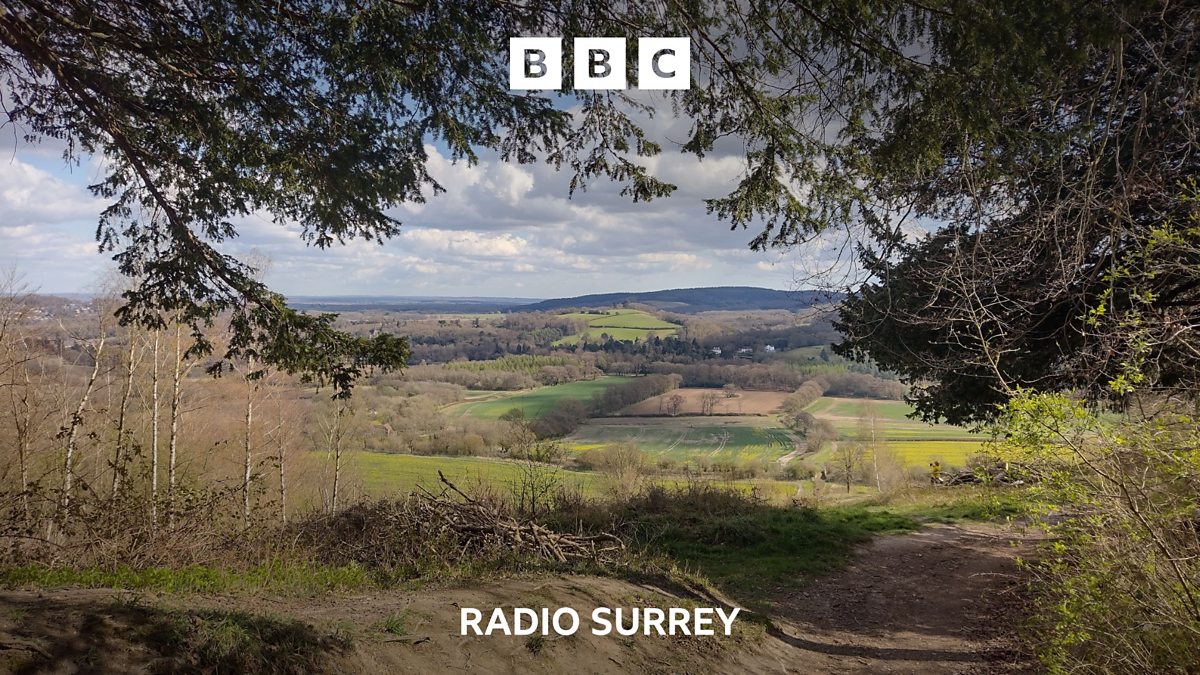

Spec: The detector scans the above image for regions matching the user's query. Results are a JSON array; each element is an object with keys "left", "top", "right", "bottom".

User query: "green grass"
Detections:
[
  {"left": 459, "top": 389, "right": 511, "bottom": 401},
  {"left": 808, "top": 439, "right": 984, "bottom": 470},
  {"left": 447, "top": 376, "right": 632, "bottom": 419},
  {"left": 348, "top": 450, "right": 808, "bottom": 502},
  {"left": 637, "top": 505, "right": 919, "bottom": 602},
  {"left": 860, "top": 486, "right": 1030, "bottom": 523},
  {"left": 805, "top": 397, "right": 915, "bottom": 419},
  {"left": 348, "top": 451, "right": 602, "bottom": 495},
  {"left": 0, "top": 561, "right": 375, "bottom": 594},
  {"left": 554, "top": 309, "right": 679, "bottom": 345},
  {"left": 806, "top": 396, "right": 983, "bottom": 441},
  {"left": 568, "top": 421, "right": 795, "bottom": 464},
  {"left": 124, "top": 606, "right": 348, "bottom": 672},
  {"left": 374, "top": 611, "right": 412, "bottom": 636}
]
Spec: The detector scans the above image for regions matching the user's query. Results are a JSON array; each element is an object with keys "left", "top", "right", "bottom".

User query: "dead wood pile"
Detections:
[{"left": 414, "top": 471, "right": 625, "bottom": 564}]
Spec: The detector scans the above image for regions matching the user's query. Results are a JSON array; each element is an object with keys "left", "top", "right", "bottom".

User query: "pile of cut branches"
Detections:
[
  {"left": 290, "top": 473, "right": 625, "bottom": 574},
  {"left": 415, "top": 472, "right": 625, "bottom": 565},
  {"left": 934, "top": 460, "right": 1044, "bottom": 486}
]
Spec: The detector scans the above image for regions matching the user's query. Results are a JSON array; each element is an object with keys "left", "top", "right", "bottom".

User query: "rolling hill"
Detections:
[{"left": 520, "top": 286, "right": 838, "bottom": 313}]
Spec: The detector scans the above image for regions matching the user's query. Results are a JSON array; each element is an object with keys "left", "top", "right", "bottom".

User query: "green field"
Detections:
[
  {"left": 801, "top": 396, "right": 986, "bottom": 468},
  {"left": 447, "top": 376, "right": 632, "bottom": 419},
  {"left": 808, "top": 439, "right": 983, "bottom": 469},
  {"left": 460, "top": 389, "right": 511, "bottom": 401},
  {"left": 805, "top": 397, "right": 981, "bottom": 440},
  {"left": 568, "top": 418, "right": 795, "bottom": 464},
  {"left": 553, "top": 309, "right": 679, "bottom": 345},
  {"left": 562, "top": 396, "right": 985, "bottom": 468},
  {"left": 347, "top": 452, "right": 600, "bottom": 495},
  {"left": 888, "top": 440, "right": 984, "bottom": 466},
  {"left": 344, "top": 450, "right": 818, "bottom": 503}
]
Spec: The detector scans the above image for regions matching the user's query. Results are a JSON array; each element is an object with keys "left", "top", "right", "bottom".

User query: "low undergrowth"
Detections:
[
  {"left": 0, "top": 560, "right": 376, "bottom": 595},
  {"left": 859, "top": 485, "right": 1030, "bottom": 524},
  {"left": 0, "top": 476, "right": 1014, "bottom": 606},
  {"left": 542, "top": 482, "right": 921, "bottom": 603},
  {"left": 1, "top": 596, "right": 349, "bottom": 674},
  {"left": 138, "top": 606, "right": 350, "bottom": 673},
  {"left": 0, "top": 477, "right": 1037, "bottom": 672}
]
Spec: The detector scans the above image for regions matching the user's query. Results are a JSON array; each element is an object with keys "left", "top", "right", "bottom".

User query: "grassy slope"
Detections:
[
  {"left": 568, "top": 422, "right": 795, "bottom": 464},
  {"left": 805, "top": 396, "right": 986, "bottom": 468},
  {"left": 564, "top": 394, "right": 987, "bottom": 468},
  {"left": 345, "top": 450, "right": 826, "bottom": 504},
  {"left": 446, "top": 376, "right": 632, "bottom": 419},
  {"left": 638, "top": 503, "right": 919, "bottom": 602},
  {"left": 645, "top": 485, "right": 1029, "bottom": 603},
  {"left": 554, "top": 309, "right": 679, "bottom": 345},
  {"left": 567, "top": 395, "right": 986, "bottom": 469},
  {"left": 348, "top": 452, "right": 602, "bottom": 495}
]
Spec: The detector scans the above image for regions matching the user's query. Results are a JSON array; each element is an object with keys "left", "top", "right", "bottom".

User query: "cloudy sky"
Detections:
[{"left": 0, "top": 101, "right": 817, "bottom": 300}]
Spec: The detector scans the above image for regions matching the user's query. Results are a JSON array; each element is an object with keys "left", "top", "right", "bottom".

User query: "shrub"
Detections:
[{"left": 993, "top": 392, "right": 1200, "bottom": 672}]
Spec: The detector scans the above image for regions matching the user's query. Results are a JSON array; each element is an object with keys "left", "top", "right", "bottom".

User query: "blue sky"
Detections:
[{"left": 0, "top": 106, "right": 813, "bottom": 299}]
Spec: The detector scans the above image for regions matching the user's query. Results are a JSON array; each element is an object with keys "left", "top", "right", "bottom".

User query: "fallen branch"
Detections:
[{"left": 407, "top": 471, "right": 625, "bottom": 565}]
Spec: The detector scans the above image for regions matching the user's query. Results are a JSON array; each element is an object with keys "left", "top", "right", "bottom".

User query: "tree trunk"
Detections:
[
  {"left": 16, "top": 415, "right": 29, "bottom": 522},
  {"left": 62, "top": 334, "right": 106, "bottom": 516},
  {"left": 111, "top": 335, "right": 138, "bottom": 495},
  {"left": 871, "top": 416, "right": 881, "bottom": 492},
  {"left": 12, "top": 370, "right": 33, "bottom": 524},
  {"left": 167, "top": 322, "right": 183, "bottom": 527},
  {"left": 150, "top": 329, "right": 161, "bottom": 527},
  {"left": 242, "top": 356, "right": 256, "bottom": 528},
  {"left": 330, "top": 401, "right": 345, "bottom": 514},
  {"left": 277, "top": 415, "right": 288, "bottom": 525}
]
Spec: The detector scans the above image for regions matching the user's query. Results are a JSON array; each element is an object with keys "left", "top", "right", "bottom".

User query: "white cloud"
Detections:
[
  {"left": 401, "top": 229, "right": 530, "bottom": 258},
  {"left": 631, "top": 252, "right": 711, "bottom": 270},
  {"left": 0, "top": 109, "right": 827, "bottom": 297},
  {"left": 0, "top": 158, "right": 105, "bottom": 224},
  {"left": 484, "top": 164, "right": 535, "bottom": 206}
]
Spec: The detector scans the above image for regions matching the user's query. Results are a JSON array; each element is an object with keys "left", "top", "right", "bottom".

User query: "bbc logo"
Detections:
[{"left": 509, "top": 37, "right": 690, "bottom": 91}]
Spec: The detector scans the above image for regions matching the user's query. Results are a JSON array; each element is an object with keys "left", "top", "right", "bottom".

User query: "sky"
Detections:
[{"left": 0, "top": 100, "right": 820, "bottom": 299}]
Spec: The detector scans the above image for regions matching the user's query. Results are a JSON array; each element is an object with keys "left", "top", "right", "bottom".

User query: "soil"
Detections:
[
  {"left": 762, "top": 523, "right": 1035, "bottom": 674},
  {"left": 0, "top": 523, "right": 1036, "bottom": 674},
  {"left": 620, "top": 389, "right": 789, "bottom": 416}
]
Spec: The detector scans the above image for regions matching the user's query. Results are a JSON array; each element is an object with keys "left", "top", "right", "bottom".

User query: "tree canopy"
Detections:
[
  {"left": 834, "top": 1, "right": 1200, "bottom": 423},
  {"left": 4, "top": 0, "right": 1191, "bottom": 403}
]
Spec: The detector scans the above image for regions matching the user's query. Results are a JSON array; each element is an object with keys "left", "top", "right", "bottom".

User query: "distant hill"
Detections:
[
  {"left": 519, "top": 286, "right": 839, "bottom": 313},
  {"left": 40, "top": 289, "right": 835, "bottom": 315},
  {"left": 286, "top": 295, "right": 539, "bottom": 313}
]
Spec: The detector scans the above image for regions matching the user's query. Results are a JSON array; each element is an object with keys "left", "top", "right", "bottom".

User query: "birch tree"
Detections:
[{"left": 60, "top": 326, "right": 107, "bottom": 517}]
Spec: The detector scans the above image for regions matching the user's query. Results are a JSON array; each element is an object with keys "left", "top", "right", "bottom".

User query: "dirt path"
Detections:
[
  {"left": 760, "top": 523, "right": 1035, "bottom": 674},
  {"left": 776, "top": 430, "right": 806, "bottom": 466},
  {"left": 0, "top": 524, "right": 1035, "bottom": 673}
]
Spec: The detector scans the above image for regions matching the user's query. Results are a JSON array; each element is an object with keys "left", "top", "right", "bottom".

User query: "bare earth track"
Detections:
[
  {"left": 0, "top": 524, "right": 1035, "bottom": 673},
  {"left": 763, "top": 523, "right": 1036, "bottom": 674}
]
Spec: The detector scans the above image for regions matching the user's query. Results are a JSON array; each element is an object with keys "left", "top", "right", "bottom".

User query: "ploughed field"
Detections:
[
  {"left": 620, "top": 389, "right": 791, "bottom": 416},
  {"left": 442, "top": 377, "right": 986, "bottom": 470}
]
